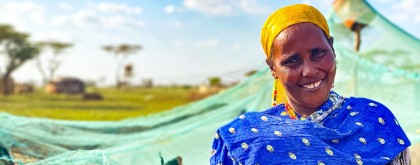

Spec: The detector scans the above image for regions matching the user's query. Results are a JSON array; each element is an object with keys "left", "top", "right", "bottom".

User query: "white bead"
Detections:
[
  {"left": 378, "top": 138, "right": 385, "bottom": 144},
  {"left": 350, "top": 112, "right": 358, "bottom": 116},
  {"left": 325, "top": 147, "right": 334, "bottom": 156},
  {"left": 251, "top": 128, "right": 258, "bottom": 133},
  {"left": 302, "top": 138, "right": 310, "bottom": 146},
  {"left": 354, "top": 153, "right": 361, "bottom": 159},
  {"left": 261, "top": 116, "right": 268, "bottom": 121},
  {"left": 378, "top": 117, "right": 385, "bottom": 125},
  {"left": 289, "top": 152, "right": 296, "bottom": 159},
  {"left": 359, "top": 137, "right": 367, "bottom": 145},
  {"left": 398, "top": 138, "right": 405, "bottom": 145},
  {"left": 214, "top": 133, "right": 219, "bottom": 139},
  {"left": 229, "top": 127, "right": 235, "bottom": 134},
  {"left": 241, "top": 142, "right": 248, "bottom": 150},
  {"left": 318, "top": 161, "right": 325, "bottom": 165},
  {"left": 266, "top": 145, "right": 274, "bottom": 152}
]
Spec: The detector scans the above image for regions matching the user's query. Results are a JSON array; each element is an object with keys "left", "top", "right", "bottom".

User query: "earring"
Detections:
[{"left": 272, "top": 79, "right": 278, "bottom": 107}]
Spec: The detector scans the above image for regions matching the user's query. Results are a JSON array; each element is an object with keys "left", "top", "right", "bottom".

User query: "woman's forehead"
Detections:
[
  {"left": 274, "top": 23, "right": 328, "bottom": 53},
  {"left": 277, "top": 23, "right": 325, "bottom": 41}
]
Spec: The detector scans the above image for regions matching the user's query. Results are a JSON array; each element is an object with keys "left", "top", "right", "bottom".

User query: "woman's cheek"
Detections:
[
  {"left": 321, "top": 54, "right": 336, "bottom": 71},
  {"left": 281, "top": 70, "right": 297, "bottom": 85}
]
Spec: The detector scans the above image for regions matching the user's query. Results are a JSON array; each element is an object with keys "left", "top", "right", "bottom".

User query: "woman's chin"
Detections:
[{"left": 299, "top": 88, "right": 331, "bottom": 107}]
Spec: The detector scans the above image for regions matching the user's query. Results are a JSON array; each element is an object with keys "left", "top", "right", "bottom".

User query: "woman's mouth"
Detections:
[{"left": 301, "top": 79, "right": 322, "bottom": 89}]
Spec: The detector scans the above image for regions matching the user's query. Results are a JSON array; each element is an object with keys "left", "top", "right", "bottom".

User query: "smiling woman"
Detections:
[
  {"left": 270, "top": 22, "right": 336, "bottom": 118},
  {"left": 210, "top": 4, "right": 411, "bottom": 165}
]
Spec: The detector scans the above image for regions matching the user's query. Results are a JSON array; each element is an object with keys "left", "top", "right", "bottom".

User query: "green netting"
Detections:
[{"left": 0, "top": 1, "right": 419, "bottom": 164}]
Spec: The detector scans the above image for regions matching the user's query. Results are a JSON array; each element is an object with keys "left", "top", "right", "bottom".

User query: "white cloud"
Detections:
[
  {"left": 5, "top": 1, "right": 45, "bottom": 12},
  {"left": 72, "top": 9, "right": 98, "bottom": 27},
  {"left": 300, "top": 0, "right": 333, "bottom": 13},
  {"left": 184, "top": 0, "right": 233, "bottom": 15},
  {"left": 29, "top": 11, "right": 45, "bottom": 24},
  {"left": 96, "top": 2, "right": 142, "bottom": 15},
  {"left": 183, "top": 0, "right": 269, "bottom": 15},
  {"left": 58, "top": 2, "right": 72, "bottom": 11},
  {"left": 52, "top": 12, "right": 145, "bottom": 29},
  {"left": 301, "top": 0, "right": 312, "bottom": 5},
  {"left": 166, "top": 21, "right": 184, "bottom": 28},
  {"left": 229, "top": 44, "right": 242, "bottom": 51},
  {"left": 165, "top": 5, "right": 176, "bottom": 14},
  {"left": 51, "top": 2, "right": 145, "bottom": 29},
  {"left": 195, "top": 38, "right": 219, "bottom": 47},
  {"left": 390, "top": 0, "right": 420, "bottom": 24},
  {"left": 51, "top": 10, "right": 97, "bottom": 27},
  {"left": 236, "top": 0, "right": 268, "bottom": 14},
  {"left": 170, "top": 39, "right": 185, "bottom": 47},
  {"left": 31, "top": 30, "right": 73, "bottom": 43},
  {"left": 0, "top": 2, "right": 46, "bottom": 25},
  {"left": 100, "top": 16, "right": 145, "bottom": 29},
  {"left": 51, "top": 15, "right": 69, "bottom": 26}
]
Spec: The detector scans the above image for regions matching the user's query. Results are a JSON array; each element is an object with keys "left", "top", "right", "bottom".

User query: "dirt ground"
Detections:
[{"left": 410, "top": 143, "right": 420, "bottom": 164}]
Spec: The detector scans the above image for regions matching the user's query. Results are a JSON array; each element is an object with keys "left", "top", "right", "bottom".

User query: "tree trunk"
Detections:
[
  {"left": 36, "top": 58, "right": 48, "bottom": 85},
  {"left": 2, "top": 73, "right": 13, "bottom": 95}
]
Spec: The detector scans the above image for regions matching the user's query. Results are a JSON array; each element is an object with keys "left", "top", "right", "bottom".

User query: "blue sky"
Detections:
[{"left": 0, "top": 0, "right": 418, "bottom": 86}]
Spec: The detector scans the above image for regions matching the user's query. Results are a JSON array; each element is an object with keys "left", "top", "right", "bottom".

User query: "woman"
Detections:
[{"left": 210, "top": 4, "right": 410, "bottom": 165}]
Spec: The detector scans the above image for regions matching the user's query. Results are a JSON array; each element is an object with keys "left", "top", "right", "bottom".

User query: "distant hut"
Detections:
[
  {"left": 46, "top": 77, "right": 85, "bottom": 94},
  {"left": 14, "top": 83, "right": 34, "bottom": 94}
]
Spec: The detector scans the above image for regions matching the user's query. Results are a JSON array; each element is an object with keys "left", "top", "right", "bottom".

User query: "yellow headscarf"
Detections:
[{"left": 260, "top": 4, "right": 330, "bottom": 106}]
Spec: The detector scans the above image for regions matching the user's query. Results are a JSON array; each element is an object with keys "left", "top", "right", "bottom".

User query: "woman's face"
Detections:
[{"left": 271, "top": 23, "right": 336, "bottom": 109}]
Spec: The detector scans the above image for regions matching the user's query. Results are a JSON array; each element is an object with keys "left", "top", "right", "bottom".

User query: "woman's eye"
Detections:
[
  {"left": 289, "top": 59, "right": 299, "bottom": 64},
  {"left": 313, "top": 49, "right": 325, "bottom": 57},
  {"left": 282, "top": 57, "right": 300, "bottom": 67}
]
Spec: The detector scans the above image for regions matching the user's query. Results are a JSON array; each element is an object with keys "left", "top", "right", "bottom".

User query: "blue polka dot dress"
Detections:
[{"left": 210, "top": 91, "right": 410, "bottom": 165}]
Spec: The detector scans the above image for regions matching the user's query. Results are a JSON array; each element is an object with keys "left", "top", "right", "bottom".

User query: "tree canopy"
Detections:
[
  {"left": 102, "top": 44, "right": 142, "bottom": 88},
  {"left": 36, "top": 40, "right": 73, "bottom": 83},
  {"left": 0, "top": 24, "right": 40, "bottom": 95}
]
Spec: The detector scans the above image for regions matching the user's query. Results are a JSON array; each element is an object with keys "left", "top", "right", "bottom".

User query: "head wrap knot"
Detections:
[{"left": 261, "top": 4, "right": 330, "bottom": 58}]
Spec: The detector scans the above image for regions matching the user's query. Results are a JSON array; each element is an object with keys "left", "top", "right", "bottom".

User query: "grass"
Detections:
[{"left": 0, "top": 87, "right": 194, "bottom": 121}]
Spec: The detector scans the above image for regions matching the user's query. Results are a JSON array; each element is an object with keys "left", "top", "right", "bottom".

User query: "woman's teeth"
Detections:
[{"left": 302, "top": 80, "right": 322, "bottom": 89}]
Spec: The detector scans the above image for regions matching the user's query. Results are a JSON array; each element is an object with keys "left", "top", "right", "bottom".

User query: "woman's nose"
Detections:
[{"left": 301, "top": 62, "right": 319, "bottom": 78}]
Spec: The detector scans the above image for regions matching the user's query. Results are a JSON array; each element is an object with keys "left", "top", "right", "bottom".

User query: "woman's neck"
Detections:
[{"left": 287, "top": 100, "right": 317, "bottom": 118}]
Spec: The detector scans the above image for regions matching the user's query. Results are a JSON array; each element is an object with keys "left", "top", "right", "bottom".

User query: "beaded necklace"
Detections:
[{"left": 285, "top": 103, "right": 299, "bottom": 120}]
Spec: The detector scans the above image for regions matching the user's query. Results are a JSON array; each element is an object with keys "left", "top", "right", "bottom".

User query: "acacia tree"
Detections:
[
  {"left": 0, "top": 25, "right": 40, "bottom": 95},
  {"left": 36, "top": 41, "right": 73, "bottom": 84},
  {"left": 102, "top": 44, "right": 141, "bottom": 88}
]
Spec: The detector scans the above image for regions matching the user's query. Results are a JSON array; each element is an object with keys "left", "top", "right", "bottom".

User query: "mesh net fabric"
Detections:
[{"left": 0, "top": 1, "right": 419, "bottom": 164}]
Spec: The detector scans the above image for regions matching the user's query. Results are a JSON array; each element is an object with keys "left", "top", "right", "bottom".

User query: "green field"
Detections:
[{"left": 0, "top": 87, "right": 195, "bottom": 121}]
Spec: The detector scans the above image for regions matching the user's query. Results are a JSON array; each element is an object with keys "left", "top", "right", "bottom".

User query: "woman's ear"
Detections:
[
  {"left": 266, "top": 59, "right": 274, "bottom": 70},
  {"left": 328, "top": 36, "right": 334, "bottom": 45},
  {"left": 271, "top": 70, "right": 278, "bottom": 79},
  {"left": 328, "top": 36, "right": 336, "bottom": 57},
  {"left": 266, "top": 59, "right": 278, "bottom": 79}
]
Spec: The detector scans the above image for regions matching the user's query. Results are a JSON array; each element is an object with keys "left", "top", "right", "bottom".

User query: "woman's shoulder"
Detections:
[
  {"left": 343, "top": 96, "right": 403, "bottom": 129},
  {"left": 216, "top": 107, "right": 288, "bottom": 140},
  {"left": 346, "top": 97, "right": 391, "bottom": 113},
  {"left": 217, "top": 111, "right": 266, "bottom": 133}
]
